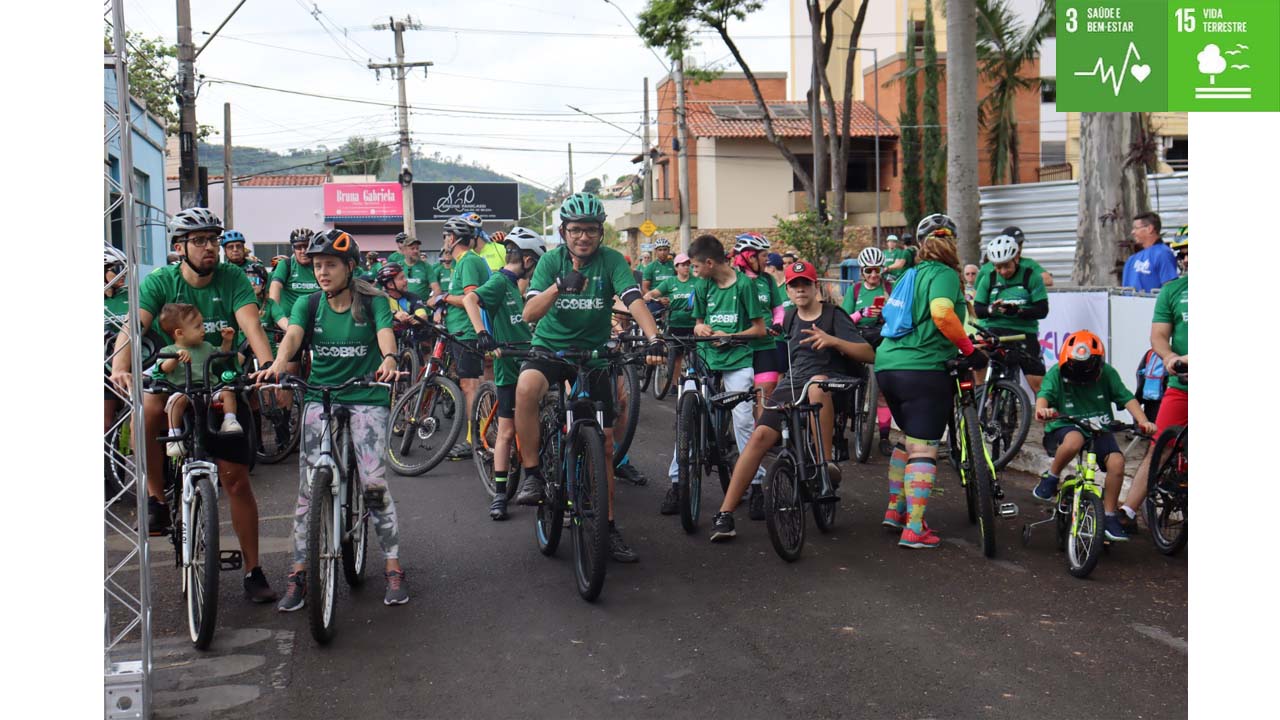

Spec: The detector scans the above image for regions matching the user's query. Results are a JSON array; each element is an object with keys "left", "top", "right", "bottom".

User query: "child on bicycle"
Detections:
[
  {"left": 156, "top": 303, "right": 242, "bottom": 459},
  {"left": 1032, "top": 329, "right": 1156, "bottom": 542}
]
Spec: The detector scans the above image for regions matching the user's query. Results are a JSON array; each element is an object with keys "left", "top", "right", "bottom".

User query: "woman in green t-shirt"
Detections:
[
  {"left": 257, "top": 229, "right": 411, "bottom": 609},
  {"left": 644, "top": 252, "right": 698, "bottom": 382},
  {"left": 875, "top": 214, "right": 991, "bottom": 550},
  {"left": 840, "top": 246, "right": 895, "bottom": 454}
]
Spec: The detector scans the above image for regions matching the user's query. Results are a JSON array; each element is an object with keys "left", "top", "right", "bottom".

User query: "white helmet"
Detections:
[
  {"left": 104, "top": 245, "right": 128, "bottom": 267},
  {"left": 733, "top": 232, "right": 770, "bottom": 253},
  {"left": 504, "top": 226, "right": 546, "bottom": 258},
  {"left": 858, "top": 246, "right": 885, "bottom": 268},
  {"left": 652, "top": 236, "right": 671, "bottom": 249},
  {"left": 986, "top": 234, "right": 1019, "bottom": 264}
]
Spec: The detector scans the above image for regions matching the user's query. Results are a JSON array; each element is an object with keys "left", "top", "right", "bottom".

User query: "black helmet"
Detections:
[
  {"left": 375, "top": 262, "right": 404, "bottom": 287},
  {"left": 1001, "top": 226, "right": 1026, "bottom": 245},
  {"left": 244, "top": 263, "right": 270, "bottom": 290},
  {"left": 289, "top": 228, "right": 316, "bottom": 244},
  {"left": 442, "top": 216, "right": 475, "bottom": 241},
  {"left": 305, "top": 229, "right": 360, "bottom": 263},
  {"left": 916, "top": 213, "right": 957, "bottom": 241}
]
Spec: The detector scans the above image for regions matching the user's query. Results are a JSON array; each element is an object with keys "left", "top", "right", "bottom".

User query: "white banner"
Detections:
[
  {"left": 1039, "top": 291, "right": 1110, "bottom": 372},
  {"left": 1109, "top": 293, "right": 1160, "bottom": 422}
]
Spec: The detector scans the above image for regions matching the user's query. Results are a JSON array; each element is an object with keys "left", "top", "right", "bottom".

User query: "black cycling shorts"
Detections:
[
  {"left": 450, "top": 338, "right": 483, "bottom": 379},
  {"left": 876, "top": 369, "right": 953, "bottom": 441},
  {"left": 1003, "top": 335, "right": 1047, "bottom": 377},
  {"left": 496, "top": 383, "right": 517, "bottom": 420},
  {"left": 519, "top": 358, "right": 615, "bottom": 428},
  {"left": 1043, "top": 426, "right": 1122, "bottom": 463},
  {"left": 757, "top": 384, "right": 802, "bottom": 434},
  {"left": 753, "top": 347, "right": 781, "bottom": 375}
]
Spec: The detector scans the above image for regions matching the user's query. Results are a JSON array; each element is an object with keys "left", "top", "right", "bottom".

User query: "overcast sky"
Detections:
[{"left": 123, "top": 0, "right": 793, "bottom": 191}]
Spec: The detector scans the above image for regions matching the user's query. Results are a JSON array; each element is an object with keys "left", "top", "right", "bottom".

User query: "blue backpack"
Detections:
[
  {"left": 879, "top": 267, "right": 920, "bottom": 339},
  {"left": 1135, "top": 348, "right": 1168, "bottom": 401}
]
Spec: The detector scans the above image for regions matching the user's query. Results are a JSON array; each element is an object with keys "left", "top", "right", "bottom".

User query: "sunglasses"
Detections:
[
  {"left": 862, "top": 267, "right": 881, "bottom": 274},
  {"left": 292, "top": 243, "right": 308, "bottom": 249}
]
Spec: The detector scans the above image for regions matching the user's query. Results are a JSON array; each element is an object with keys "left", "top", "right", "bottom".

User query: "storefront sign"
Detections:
[
  {"left": 323, "top": 182, "right": 403, "bottom": 223},
  {"left": 413, "top": 182, "right": 519, "bottom": 221}
]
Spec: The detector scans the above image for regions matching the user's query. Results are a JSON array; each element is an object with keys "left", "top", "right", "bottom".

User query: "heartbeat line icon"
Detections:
[{"left": 1074, "top": 42, "right": 1149, "bottom": 96}]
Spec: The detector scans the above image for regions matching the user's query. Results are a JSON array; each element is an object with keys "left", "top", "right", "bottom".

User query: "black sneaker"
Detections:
[
  {"left": 1117, "top": 509, "right": 1139, "bottom": 534},
  {"left": 489, "top": 493, "right": 509, "bottom": 521},
  {"left": 244, "top": 566, "right": 278, "bottom": 603},
  {"left": 616, "top": 462, "right": 649, "bottom": 486},
  {"left": 609, "top": 526, "right": 639, "bottom": 563},
  {"left": 277, "top": 571, "right": 306, "bottom": 612},
  {"left": 879, "top": 436, "right": 894, "bottom": 457},
  {"left": 748, "top": 484, "right": 765, "bottom": 521},
  {"left": 659, "top": 484, "right": 680, "bottom": 515},
  {"left": 710, "top": 511, "right": 736, "bottom": 542},
  {"left": 514, "top": 470, "right": 545, "bottom": 506},
  {"left": 446, "top": 442, "right": 473, "bottom": 460},
  {"left": 147, "top": 495, "right": 171, "bottom": 537}
]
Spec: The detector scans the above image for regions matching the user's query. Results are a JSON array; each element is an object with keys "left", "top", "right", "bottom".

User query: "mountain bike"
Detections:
[
  {"left": 1021, "top": 415, "right": 1146, "bottom": 578},
  {"left": 609, "top": 317, "right": 647, "bottom": 464},
  {"left": 832, "top": 361, "right": 877, "bottom": 464},
  {"left": 385, "top": 317, "right": 466, "bottom": 476},
  {"left": 973, "top": 328, "right": 1034, "bottom": 471},
  {"left": 241, "top": 329, "right": 303, "bottom": 464},
  {"left": 1144, "top": 360, "right": 1187, "bottom": 555},
  {"left": 261, "top": 374, "right": 392, "bottom": 644},
  {"left": 471, "top": 343, "right": 532, "bottom": 501},
  {"left": 104, "top": 328, "right": 159, "bottom": 502},
  {"left": 762, "top": 375, "right": 858, "bottom": 562}
]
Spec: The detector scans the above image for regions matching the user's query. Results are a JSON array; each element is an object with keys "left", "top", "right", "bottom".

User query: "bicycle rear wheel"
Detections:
[
  {"left": 764, "top": 452, "right": 806, "bottom": 562},
  {"left": 852, "top": 371, "right": 878, "bottom": 463},
  {"left": 1067, "top": 488, "right": 1105, "bottom": 578},
  {"left": 1144, "top": 427, "right": 1187, "bottom": 556},
  {"left": 307, "top": 468, "right": 338, "bottom": 644},
  {"left": 638, "top": 363, "right": 653, "bottom": 393},
  {"left": 186, "top": 475, "right": 219, "bottom": 650},
  {"left": 569, "top": 424, "right": 610, "bottom": 602},
  {"left": 652, "top": 349, "right": 675, "bottom": 400},
  {"left": 980, "top": 379, "right": 1032, "bottom": 471},
  {"left": 254, "top": 387, "right": 302, "bottom": 464},
  {"left": 676, "top": 391, "right": 702, "bottom": 533},
  {"left": 386, "top": 374, "right": 464, "bottom": 476},
  {"left": 340, "top": 429, "right": 368, "bottom": 588},
  {"left": 612, "top": 365, "right": 642, "bottom": 462},
  {"left": 961, "top": 404, "right": 998, "bottom": 558},
  {"left": 535, "top": 392, "right": 565, "bottom": 556}
]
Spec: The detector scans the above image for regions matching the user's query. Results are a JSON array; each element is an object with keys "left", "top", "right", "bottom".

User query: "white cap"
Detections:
[{"left": 887, "top": 234, "right": 899, "bottom": 242}]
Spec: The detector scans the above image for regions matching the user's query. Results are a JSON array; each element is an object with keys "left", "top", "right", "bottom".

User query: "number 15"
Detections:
[{"left": 1175, "top": 7, "right": 1196, "bottom": 32}]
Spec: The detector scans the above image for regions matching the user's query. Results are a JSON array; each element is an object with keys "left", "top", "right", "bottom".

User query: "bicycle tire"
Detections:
[
  {"left": 386, "top": 374, "right": 465, "bottom": 476},
  {"left": 388, "top": 343, "right": 420, "bottom": 417},
  {"left": 715, "top": 409, "right": 737, "bottom": 494},
  {"left": 1144, "top": 427, "right": 1187, "bottom": 556},
  {"left": 187, "top": 475, "right": 219, "bottom": 650},
  {"left": 105, "top": 413, "right": 136, "bottom": 505},
  {"left": 812, "top": 468, "right": 838, "bottom": 533},
  {"left": 254, "top": 387, "right": 302, "bottom": 464},
  {"left": 676, "top": 391, "right": 702, "bottom": 533},
  {"left": 764, "top": 452, "right": 806, "bottom": 562},
  {"left": 307, "top": 468, "right": 338, "bottom": 644},
  {"left": 535, "top": 392, "right": 565, "bottom": 557},
  {"left": 1067, "top": 488, "right": 1105, "bottom": 578},
  {"left": 981, "top": 380, "right": 1032, "bottom": 471},
  {"left": 612, "top": 364, "right": 642, "bottom": 462},
  {"left": 340, "top": 426, "right": 368, "bottom": 588},
  {"left": 962, "top": 404, "right": 999, "bottom": 558},
  {"left": 652, "top": 348, "right": 675, "bottom": 400},
  {"left": 638, "top": 363, "right": 653, "bottom": 393},
  {"left": 852, "top": 370, "right": 877, "bottom": 463},
  {"left": 569, "top": 423, "right": 610, "bottom": 602}
]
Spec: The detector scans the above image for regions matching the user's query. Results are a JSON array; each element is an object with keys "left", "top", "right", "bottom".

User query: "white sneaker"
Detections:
[
  {"left": 220, "top": 416, "right": 244, "bottom": 434},
  {"left": 166, "top": 441, "right": 185, "bottom": 459}
]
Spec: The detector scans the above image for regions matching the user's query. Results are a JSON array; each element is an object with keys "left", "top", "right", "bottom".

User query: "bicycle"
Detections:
[
  {"left": 664, "top": 334, "right": 754, "bottom": 533},
  {"left": 260, "top": 373, "right": 392, "bottom": 644},
  {"left": 470, "top": 342, "right": 533, "bottom": 501},
  {"left": 147, "top": 350, "right": 249, "bottom": 650},
  {"left": 831, "top": 360, "right": 878, "bottom": 464},
  {"left": 762, "top": 375, "right": 858, "bottom": 562},
  {"left": 609, "top": 328, "right": 646, "bottom": 466},
  {"left": 384, "top": 317, "right": 467, "bottom": 476},
  {"left": 1144, "top": 361, "right": 1187, "bottom": 555},
  {"left": 104, "top": 329, "right": 160, "bottom": 503},
  {"left": 240, "top": 328, "right": 303, "bottom": 465},
  {"left": 973, "top": 328, "right": 1034, "bottom": 471},
  {"left": 1021, "top": 415, "right": 1146, "bottom": 578}
]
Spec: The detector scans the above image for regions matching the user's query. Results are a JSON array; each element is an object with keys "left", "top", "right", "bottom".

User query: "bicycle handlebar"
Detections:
[
  {"left": 661, "top": 333, "right": 751, "bottom": 349},
  {"left": 971, "top": 327, "right": 1028, "bottom": 346},
  {"left": 1045, "top": 413, "right": 1148, "bottom": 437},
  {"left": 256, "top": 373, "right": 396, "bottom": 394}
]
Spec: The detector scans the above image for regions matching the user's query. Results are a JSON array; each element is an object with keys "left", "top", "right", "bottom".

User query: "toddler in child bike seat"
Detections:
[{"left": 155, "top": 303, "right": 243, "bottom": 459}]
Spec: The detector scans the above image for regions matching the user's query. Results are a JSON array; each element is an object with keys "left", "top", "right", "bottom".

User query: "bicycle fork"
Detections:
[
  {"left": 957, "top": 410, "right": 1019, "bottom": 519},
  {"left": 180, "top": 461, "right": 219, "bottom": 572},
  {"left": 309, "top": 429, "right": 344, "bottom": 561}
]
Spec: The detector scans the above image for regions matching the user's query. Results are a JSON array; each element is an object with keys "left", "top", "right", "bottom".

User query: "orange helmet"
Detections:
[{"left": 1059, "top": 330, "right": 1104, "bottom": 384}]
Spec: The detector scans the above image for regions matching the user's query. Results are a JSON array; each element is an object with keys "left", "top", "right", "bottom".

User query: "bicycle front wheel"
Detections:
[
  {"left": 652, "top": 349, "right": 675, "bottom": 400},
  {"left": 569, "top": 424, "right": 610, "bottom": 602},
  {"left": 340, "top": 433, "right": 368, "bottom": 588},
  {"left": 307, "top": 469, "right": 338, "bottom": 644},
  {"left": 535, "top": 392, "right": 565, "bottom": 556},
  {"left": 186, "top": 475, "right": 219, "bottom": 650},
  {"left": 676, "top": 391, "right": 703, "bottom": 533},
  {"left": 962, "top": 404, "right": 998, "bottom": 558},
  {"left": 612, "top": 365, "right": 642, "bottom": 462},
  {"left": 386, "top": 374, "right": 465, "bottom": 476},
  {"left": 980, "top": 380, "right": 1031, "bottom": 471},
  {"left": 1067, "top": 488, "right": 1105, "bottom": 578},
  {"left": 852, "top": 371, "right": 878, "bottom": 463},
  {"left": 1144, "top": 427, "right": 1187, "bottom": 556},
  {"left": 764, "top": 452, "right": 806, "bottom": 562},
  {"left": 254, "top": 387, "right": 302, "bottom": 464}
]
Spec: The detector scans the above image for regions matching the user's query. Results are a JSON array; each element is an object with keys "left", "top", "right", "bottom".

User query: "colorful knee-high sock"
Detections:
[
  {"left": 886, "top": 444, "right": 908, "bottom": 514},
  {"left": 904, "top": 457, "right": 938, "bottom": 533}
]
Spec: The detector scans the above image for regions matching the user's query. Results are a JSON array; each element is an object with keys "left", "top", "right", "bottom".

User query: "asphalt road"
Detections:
[{"left": 118, "top": 390, "right": 1187, "bottom": 720}]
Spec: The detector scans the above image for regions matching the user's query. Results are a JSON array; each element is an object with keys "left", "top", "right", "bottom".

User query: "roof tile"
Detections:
[{"left": 686, "top": 100, "right": 896, "bottom": 140}]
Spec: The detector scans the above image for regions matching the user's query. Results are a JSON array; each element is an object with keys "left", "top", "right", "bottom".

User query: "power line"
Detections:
[{"left": 293, "top": 0, "right": 368, "bottom": 66}]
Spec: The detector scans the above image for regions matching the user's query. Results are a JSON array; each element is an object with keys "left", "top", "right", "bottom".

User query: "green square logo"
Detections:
[
  {"left": 1167, "top": 1, "right": 1280, "bottom": 111},
  {"left": 1057, "top": 1, "right": 1169, "bottom": 111}
]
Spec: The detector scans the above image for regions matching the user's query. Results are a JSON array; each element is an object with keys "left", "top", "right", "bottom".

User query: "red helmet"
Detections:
[{"left": 1059, "top": 330, "right": 1105, "bottom": 384}]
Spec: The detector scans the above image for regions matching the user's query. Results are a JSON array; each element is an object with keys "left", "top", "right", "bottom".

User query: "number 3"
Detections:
[{"left": 1066, "top": 7, "right": 1077, "bottom": 33}]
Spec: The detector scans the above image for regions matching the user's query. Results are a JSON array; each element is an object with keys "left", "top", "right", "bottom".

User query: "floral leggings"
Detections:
[{"left": 291, "top": 402, "right": 400, "bottom": 565}]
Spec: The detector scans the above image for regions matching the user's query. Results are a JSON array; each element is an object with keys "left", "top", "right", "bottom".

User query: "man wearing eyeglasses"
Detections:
[
  {"left": 269, "top": 228, "right": 321, "bottom": 317},
  {"left": 1122, "top": 212, "right": 1179, "bottom": 292}
]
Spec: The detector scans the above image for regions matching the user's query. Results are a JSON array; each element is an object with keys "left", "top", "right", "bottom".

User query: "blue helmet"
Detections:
[{"left": 220, "top": 229, "right": 246, "bottom": 247}]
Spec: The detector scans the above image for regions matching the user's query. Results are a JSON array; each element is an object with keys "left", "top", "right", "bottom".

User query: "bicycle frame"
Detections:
[
  {"left": 951, "top": 376, "right": 1017, "bottom": 518},
  {"left": 774, "top": 376, "right": 850, "bottom": 498}
]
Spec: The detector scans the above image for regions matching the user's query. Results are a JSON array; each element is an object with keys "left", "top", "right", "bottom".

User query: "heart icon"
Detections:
[{"left": 1131, "top": 64, "right": 1151, "bottom": 82}]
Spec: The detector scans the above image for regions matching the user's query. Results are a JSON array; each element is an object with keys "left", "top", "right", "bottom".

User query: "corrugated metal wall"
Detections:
[{"left": 978, "top": 172, "right": 1188, "bottom": 285}]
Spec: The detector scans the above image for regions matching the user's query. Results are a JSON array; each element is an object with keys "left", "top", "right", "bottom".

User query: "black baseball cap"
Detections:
[{"left": 1001, "top": 226, "right": 1026, "bottom": 245}]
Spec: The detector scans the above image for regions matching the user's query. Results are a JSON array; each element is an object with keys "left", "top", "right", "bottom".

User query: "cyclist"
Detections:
[
  {"left": 710, "top": 260, "right": 874, "bottom": 540},
  {"left": 997, "top": 226, "right": 1053, "bottom": 287},
  {"left": 270, "top": 229, "right": 321, "bottom": 317},
  {"left": 643, "top": 252, "right": 697, "bottom": 391},
  {"left": 511, "top": 193, "right": 665, "bottom": 563},
  {"left": 391, "top": 233, "right": 433, "bottom": 298},
  {"left": 842, "top": 246, "right": 895, "bottom": 455},
  {"left": 374, "top": 263, "right": 428, "bottom": 329},
  {"left": 238, "top": 264, "right": 288, "bottom": 362},
  {"left": 433, "top": 249, "right": 454, "bottom": 296},
  {"left": 1118, "top": 225, "right": 1188, "bottom": 526},
  {"left": 1032, "top": 330, "right": 1157, "bottom": 542},
  {"left": 972, "top": 233, "right": 1049, "bottom": 393},
  {"left": 155, "top": 304, "right": 242, "bottom": 458},
  {"left": 883, "top": 234, "right": 911, "bottom": 284},
  {"left": 642, "top": 237, "right": 675, "bottom": 294},
  {"left": 732, "top": 232, "right": 784, "bottom": 419},
  {"left": 962, "top": 264, "right": 979, "bottom": 302},
  {"left": 875, "top": 213, "right": 989, "bottom": 549},
  {"left": 658, "top": 233, "right": 769, "bottom": 519},
  {"left": 430, "top": 216, "right": 492, "bottom": 460},
  {"left": 220, "top": 230, "right": 259, "bottom": 273},
  {"left": 108, "top": 207, "right": 278, "bottom": 603},
  {"left": 105, "top": 247, "right": 131, "bottom": 436}
]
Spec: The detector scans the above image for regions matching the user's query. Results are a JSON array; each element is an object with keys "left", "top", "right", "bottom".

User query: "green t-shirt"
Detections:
[
  {"left": 973, "top": 261, "right": 1049, "bottom": 335},
  {"left": 840, "top": 281, "right": 890, "bottom": 328},
  {"left": 433, "top": 262, "right": 453, "bottom": 294},
  {"left": 692, "top": 271, "right": 765, "bottom": 371},
  {"left": 1038, "top": 362, "right": 1134, "bottom": 435},
  {"left": 749, "top": 273, "right": 780, "bottom": 352},
  {"left": 158, "top": 341, "right": 227, "bottom": 386},
  {"left": 445, "top": 251, "right": 492, "bottom": 340},
  {"left": 400, "top": 260, "right": 433, "bottom": 298},
  {"left": 104, "top": 293, "right": 129, "bottom": 331},
  {"left": 472, "top": 271, "right": 532, "bottom": 386},
  {"left": 885, "top": 248, "right": 913, "bottom": 283},
  {"left": 138, "top": 262, "right": 257, "bottom": 346},
  {"left": 288, "top": 294, "right": 394, "bottom": 406},
  {"left": 1153, "top": 275, "right": 1188, "bottom": 391},
  {"left": 656, "top": 275, "right": 698, "bottom": 328},
  {"left": 772, "top": 280, "right": 794, "bottom": 313},
  {"left": 643, "top": 259, "right": 676, "bottom": 289},
  {"left": 528, "top": 245, "right": 638, "bottom": 354},
  {"left": 387, "top": 252, "right": 405, "bottom": 265},
  {"left": 270, "top": 257, "right": 320, "bottom": 316},
  {"left": 874, "top": 261, "right": 966, "bottom": 372}
]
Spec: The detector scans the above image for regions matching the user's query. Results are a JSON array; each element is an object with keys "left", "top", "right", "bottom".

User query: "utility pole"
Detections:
[
  {"left": 642, "top": 77, "right": 652, "bottom": 223},
  {"left": 673, "top": 56, "right": 692, "bottom": 252},
  {"left": 370, "top": 16, "right": 432, "bottom": 238},
  {"left": 223, "top": 103, "right": 233, "bottom": 227},
  {"left": 568, "top": 144, "right": 575, "bottom": 193},
  {"left": 176, "top": 0, "right": 199, "bottom": 210}
]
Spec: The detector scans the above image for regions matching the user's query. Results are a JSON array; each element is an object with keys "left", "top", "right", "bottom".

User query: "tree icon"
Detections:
[{"left": 1198, "top": 44, "right": 1227, "bottom": 85}]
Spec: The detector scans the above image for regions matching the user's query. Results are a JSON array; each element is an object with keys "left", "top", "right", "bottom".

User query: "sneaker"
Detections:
[
  {"left": 1117, "top": 508, "right": 1139, "bottom": 534},
  {"left": 277, "top": 571, "right": 306, "bottom": 612},
  {"left": 1032, "top": 473, "right": 1058, "bottom": 503},
  {"left": 616, "top": 462, "right": 649, "bottom": 487},
  {"left": 899, "top": 525, "right": 941, "bottom": 549},
  {"left": 882, "top": 508, "right": 906, "bottom": 529},
  {"left": 879, "top": 437, "right": 894, "bottom": 457},
  {"left": 489, "top": 493, "right": 509, "bottom": 521},
  {"left": 384, "top": 570, "right": 410, "bottom": 605},
  {"left": 166, "top": 440, "right": 184, "bottom": 460},
  {"left": 244, "top": 566, "right": 278, "bottom": 603},
  {"left": 608, "top": 526, "right": 639, "bottom": 563},
  {"left": 659, "top": 484, "right": 679, "bottom": 515},
  {"left": 514, "top": 470, "right": 545, "bottom": 506},
  {"left": 748, "top": 484, "right": 765, "bottom": 521},
  {"left": 147, "top": 495, "right": 171, "bottom": 537},
  {"left": 446, "top": 442, "right": 473, "bottom": 460},
  {"left": 1103, "top": 514, "right": 1130, "bottom": 542},
  {"left": 709, "top": 511, "right": 736, "bottom": 542},
  {"left": 220, "top": 416, "right": 244, "bottom": 434}
]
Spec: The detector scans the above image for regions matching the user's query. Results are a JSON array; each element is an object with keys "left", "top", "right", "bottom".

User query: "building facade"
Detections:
[{"left": 105, "top": 69, "right": 168, "bottom": 275}]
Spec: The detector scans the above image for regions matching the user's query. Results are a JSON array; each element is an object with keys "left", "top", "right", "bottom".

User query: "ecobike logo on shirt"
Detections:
[
  {"left": 556, "top": 296, "right": 605, "bottom": 311},
  {"left": 509, "top": 314, "right": 524, "bottom": 326},
  {"left": 295, "top": 281, "right": 320, "bottom": 291},
  {"left": 203, "top": 320, "right": 229, "bottom": 334},
  {"left": 708, "top": 313, "right": 739, "bottom": 325},
  {"left": 313, "top": 344, "right": 369, "bottom": 358}
]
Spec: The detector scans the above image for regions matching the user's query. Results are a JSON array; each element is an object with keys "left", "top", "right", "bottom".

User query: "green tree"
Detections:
[
  {"left": 517, "top": 191, "right": 550, "bottom": 231},
  {"left": 898, "top": 21, "right": 923, "bottom": 232},
  {"left": 334, "top": 136, "right": 391, "bottom": 176},
  {"left": 104, "top": 30, "right": 213, "bottom": 139},
  {"left": 773, "top": 209, "right": 845, "bottom": 278},
  {"left": 975, "top": 0, "right": 1054, "bottom": 185},
  {"left": 921, "top": 0, "right": 945, "bottom": 213},
  {"left": 582, "top": 177, "right": 603, "bottom": 195}
]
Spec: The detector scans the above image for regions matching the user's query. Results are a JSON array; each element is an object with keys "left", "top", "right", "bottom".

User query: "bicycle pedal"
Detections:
[
  {"left": 999, "top": 503, "right": 1019, "bottom": 518},
  {"left": 219, "top": 549, "right": 243, "bottom": 571}
]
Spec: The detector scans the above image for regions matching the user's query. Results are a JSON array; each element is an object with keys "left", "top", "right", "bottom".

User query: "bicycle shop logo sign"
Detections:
[{"left": 414, "top": 182, "right": 519, "bottom": 221}]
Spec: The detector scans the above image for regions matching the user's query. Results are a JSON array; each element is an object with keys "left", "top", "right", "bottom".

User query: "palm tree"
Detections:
[{"left": 975, "top": 0, "right": 1054, "bottom": 185}]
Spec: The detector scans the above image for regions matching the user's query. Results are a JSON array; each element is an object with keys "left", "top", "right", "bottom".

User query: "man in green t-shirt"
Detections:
[
  {"left": 269, "top": 232, "right": 320, "bottom": 317},
  {"left": 107, "top": 207, "right": 278, "bottom": 604},
  {"left": 642, "top": 237, "right": 676, "bottom": 293},
  {"left": 462, "top": 227, "right": 544, "bottom": 521},
  {"left": 393, "top": 233, "right": 433, "bottom": 297},
  {"left": 1000, "top": 226, "right": 1054, "bottom": 287},
  {"left": 973, "top": 234, "right": 1050, "bottom": 393},
  {"left": 883, "top": 234, "right": 911, "bottom": 284},
  {"left": 512, "top": 193, "right": 665, "bottom": 564}
]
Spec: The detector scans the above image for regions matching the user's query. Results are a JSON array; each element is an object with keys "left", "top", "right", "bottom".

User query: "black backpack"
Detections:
[{"left": 782, "top": 302, "right": 864, "bottom": 379}]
